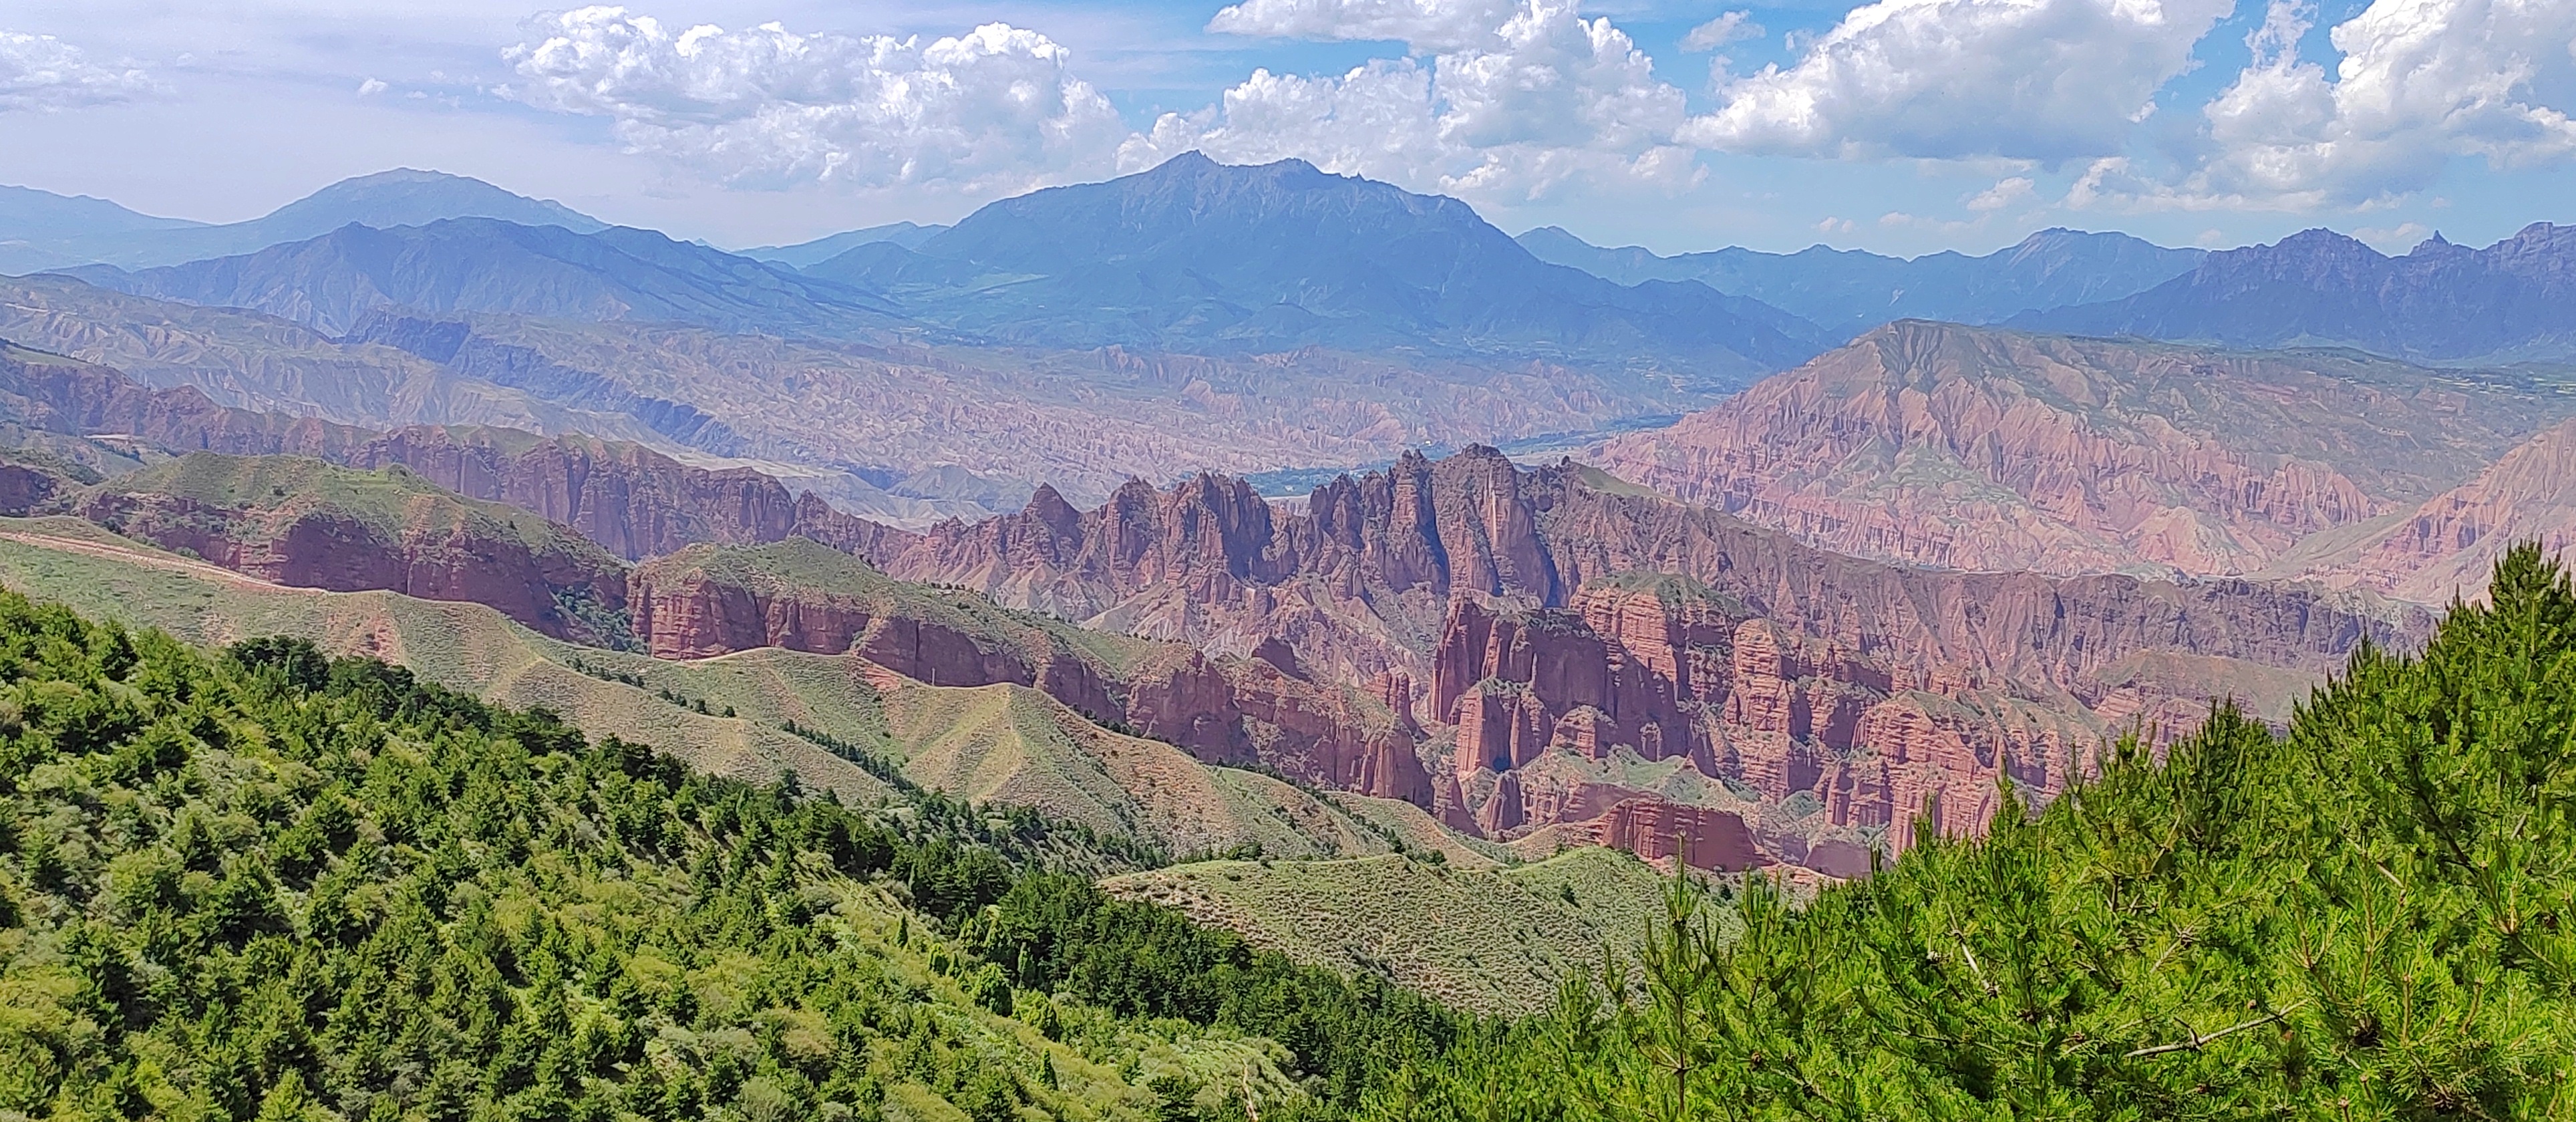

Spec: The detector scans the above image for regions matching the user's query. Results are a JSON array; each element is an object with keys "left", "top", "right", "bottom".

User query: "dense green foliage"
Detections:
[
  {"left": 0, "top": 591, "right": 1476, "bottom": 1121},
  {"left": 1373, "top": 544, "right": 2576, "bottom": 1120}
]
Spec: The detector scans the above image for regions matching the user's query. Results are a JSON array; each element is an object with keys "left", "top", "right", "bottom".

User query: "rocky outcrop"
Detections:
[
  {"left": 73, "top": 452, "right": 629, "bottom": 642},
  {"left": 629, "top": 539, "right": 1431, "bottom": 805},
  {"left": 1587, "top": 799, "right": 1770, "bottom": 873},
  {"left": 0, "top": 343, "right": 379, "bottom": 459},
  {"left": 883, "top": 444, "right": 2426, "bottom": 872},
  {"left": 0, "top": 344, "right": 919, "bottom": 565},
  {"left": 347, "top": 425, "right": 915, "bottom": 563},
  {"left": 2295, "top": 417, "right": 2576, "bottom": 603},
  {"left": 1428, "top": 578, "right": 2109, "bottom": 862},
  {"left": 890, "top": 444, "right": 2424, "bottom": 703},
  {"left": 1588, "top": 321, "right": 2569, "bottom": 578}
]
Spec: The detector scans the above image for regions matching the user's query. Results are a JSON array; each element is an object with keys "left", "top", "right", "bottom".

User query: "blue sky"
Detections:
[{"left": 2, "top": 0, "right": 2571, "bottom": 257}]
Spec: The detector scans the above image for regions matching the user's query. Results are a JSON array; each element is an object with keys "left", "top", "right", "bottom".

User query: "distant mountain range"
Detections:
[
  {"left": 736, "top": 221, "right": 948, "bottom": 267},
  {"left": 63, "top": 218, "right": 901, "bottom": 337},
  {"left": 1518, "top": 225, "right": 2206, "bottom": 332},
  {"left": 0, "top": 168, "right": 607, "bottom": 274},
  {"left": 805, "top": 152, "right": 1836, "bottom": 382},
  {"left": 2014, "top": 225, "right": 2576, "bottom": 363}
]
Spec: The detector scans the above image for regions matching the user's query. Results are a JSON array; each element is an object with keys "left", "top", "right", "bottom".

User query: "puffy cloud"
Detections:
[
  {"left": 1680, "top": 11, "right": 1764, "bottom": 52},
  {"left": 2168, "top": 0, "right": 2576, "bottom": 206},
  {"left": 0, "top": 30, "right": 155, "bottom": 112},
  {"left": 1152, "top": 0, "right": 1694, "bottom": 202},
  {"left": 1206, "top": 0, "right": 1518, "bottom": 50},
  {"left": 1965, "top": 175, "right": 2036, "bottom": 209},
  {"left": 1679, "top": 0, "right": 2231, "bottom": 160},
  {"left": 503, "top": 7, "right": 1127, "bottom": 193}
]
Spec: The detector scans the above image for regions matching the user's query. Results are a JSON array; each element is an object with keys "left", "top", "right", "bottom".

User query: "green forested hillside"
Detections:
[
  {"left": 1376, "top": 545, "right": 2576, "bottom": 1119},
  {"left": 13, "top": 543, "right": 2576, "bottom": 1121},
  {"left": 0, "top": 590, "right": 1480, "bottom": 1122}
]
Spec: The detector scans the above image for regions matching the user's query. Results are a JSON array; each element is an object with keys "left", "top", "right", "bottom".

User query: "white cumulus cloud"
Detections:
[
  {"left": 1206, "top": 0, "right": 1519, "bottom": 50},
  {"left": 1679, "top": 0, "right": 2232, "bottom": 160},
  {"left": 1965, "top": 174, "right": 2036, "bottom": 209},
  {"left": 2170, "top": 0, "right": 2576, "bottom": 207},
  {"left": 1681, "top": 11, "right": 1765, "bottom": 51},
  {"left": 0, "top": 30, "right": 156, "bottom": 112},
  {"left": 1149, "top": 0, "right": 1694, "bottom": 202},
  {"left": 502, "top": 6, "right": 1128, "bottom": 194}
]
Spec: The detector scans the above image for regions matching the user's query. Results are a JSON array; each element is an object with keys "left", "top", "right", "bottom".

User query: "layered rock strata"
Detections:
[
  {"left": 73, "top": 452, "right": 630, "bottom": 642},
  {"left": 876, "top": 444, "right": 2426, "bottom": 871},
  {"left": 629, "top": 539, "right": 1431, "bottom": 805},
  {"left": 1587, "top": 320, "right": 2571, "bottom": 577}
]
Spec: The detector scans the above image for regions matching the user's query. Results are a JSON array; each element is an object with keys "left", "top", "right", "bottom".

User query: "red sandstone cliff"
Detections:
[
  {"left": 73, "top": 452, "right": 631, "bottom": 643},
  {"left": 885, "top": 445, "right": 2424, "bottom": 706},
  {"left": 628, "top": 538, "right": 1432, "bottom": 805},
  {"left": 878, "top": 444, "right": 2426, "bottom": 872}
]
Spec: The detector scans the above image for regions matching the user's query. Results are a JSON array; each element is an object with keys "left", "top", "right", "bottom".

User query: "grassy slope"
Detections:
[
  {"left": 1101, "top": 847, "right": 1681, "bottom": 1017},
  {"left": 0, "top": 516, "right": 1443, "bottom": 863},
  {"left": 0, "top": 588, "right": 1344, "bottom": 1122},
  {"left": 91, "top": 452, "right": 620, "bottom": 564},
  {"left": 651, "top": 538, "right": 1171, "bottom": 676}
]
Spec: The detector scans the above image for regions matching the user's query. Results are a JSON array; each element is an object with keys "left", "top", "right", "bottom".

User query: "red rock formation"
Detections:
[
  {"left": 1, "top": 347, "right": 918, "bottom": 565},
  {"left": 349, "top": 426, "right": 915, "bottom": 563},
  {"left": 0, "top": 345, "right": 377, "bottom": 458},
  {"left": 74, "top": 454, "right": 629, "bottom": 642},
  {"left": 1589, "top": 320, "right": 2560, "bottom": 577},
  {"left": 876, "top": 442, "right": 2424, "bottom": 873},
  {"left": 1588, "top": 798, "right": 1770, "bottom": 873},
  {"left": 2299, "top": 417, "right": 2576, "bottom": 604},
  {"left": 0, "top": 460, "right": 71, "bottom": 516},
  {"left": 629, "top": 539, "right": 1432, "bottom": 806}
]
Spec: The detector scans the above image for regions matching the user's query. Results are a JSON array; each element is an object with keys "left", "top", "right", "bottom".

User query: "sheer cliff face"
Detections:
[
  {"left": 887, "top": 444, "right": 2421, "bottom": 699},
  {"left": 627, "top": 540, "right": 1432, "bottom": 806},
  {"left": 1587, "top": 321, "right": 2572, "bottom": 580},
  {"left": 878, "top": 444, "right": 2428, "bottom": 871},
  {"left": 71, "top": 454, "right": 631, "bottom": 644}
]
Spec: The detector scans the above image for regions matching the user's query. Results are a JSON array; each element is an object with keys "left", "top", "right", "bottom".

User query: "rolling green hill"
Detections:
[
  {"left": 0, "top": 586, "right": 1492, "bottom": 1122},
  {"left": 1103, "top": 847, "right": 1679, "bottom": 1017},
  {"left": 0, "top": 516, "right": 1440, "bottom": 863}
]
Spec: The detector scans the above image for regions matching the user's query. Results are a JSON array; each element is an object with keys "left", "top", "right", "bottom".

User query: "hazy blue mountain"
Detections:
[
  {"left": 64, "top": 218, "right": 902, "bottom": 337},
  {"left": 806, "top": 153, "right": 1834, "bottom": 385},
  {"left": 2016, "top": 225, "right": 2576, "bottom": 363},
  {"left": 3, "top": 169, "right": 609, "bottom": 272},
  {"left": 1518, "top": 225, "right": 2205, "bottom": 330},
  {"left": 740, "top": 222, "right": 949, "bottom": 267},
  {"left": 0, "top": 186, "right": 210, "bottom": 274}
]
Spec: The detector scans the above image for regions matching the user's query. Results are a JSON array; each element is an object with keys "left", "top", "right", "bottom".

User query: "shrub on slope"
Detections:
[
  {"left": 1376, "top": 543, "right": 2576, "bottom": 1119},
  {"left": 0, "top": 592, "right": 1480, "bottom": 1121}
]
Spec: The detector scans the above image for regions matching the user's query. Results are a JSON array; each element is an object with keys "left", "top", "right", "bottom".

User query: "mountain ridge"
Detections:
[
  {"left": 2, "top": 168, "right": 609, "bottom": 273},
  {"left": 1587, "top": 319, "right": 2576, "bottom": 581},
  {"left": 1518, "top": 225, "right": 2206, "bottom": 329},
  {"left": 2016, "top": 223, "right": 2576, "bottom": 362},
  {"left": 807, "top": 152, "right": 1835, "bottom": 383}
]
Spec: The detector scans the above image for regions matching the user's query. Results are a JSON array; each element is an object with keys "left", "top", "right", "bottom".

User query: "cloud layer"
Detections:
[
  {"left": 1143, "top": 0, "right": 1693, "bottom": 202},
  {"left": 486, "top": 0, "right": 2576, "bottom": 221},
  {"left": 504, "top": 6, "right": 1126, "bottom": 194},
  {"left": 0, "top": 30, "right": 154, "bottom": 112},
  {"left": 1682, "top": 0, "right": 2231, "bottom": 160},
  {"left": 2187, "top": 0, "right": 2576, "bottom": 206}
]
